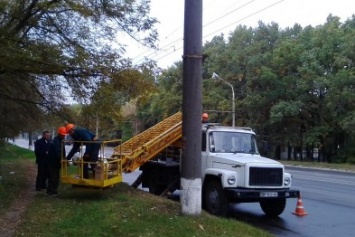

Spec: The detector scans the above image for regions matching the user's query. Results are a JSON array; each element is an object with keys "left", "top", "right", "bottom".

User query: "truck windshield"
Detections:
[{"left": 209, "top": 131, "right": 259, "bottom": 154}]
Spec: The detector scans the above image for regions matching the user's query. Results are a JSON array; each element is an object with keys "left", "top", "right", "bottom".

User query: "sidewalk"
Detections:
[{"left": 11, "top": 138, "right": 34, "bottom": 151}]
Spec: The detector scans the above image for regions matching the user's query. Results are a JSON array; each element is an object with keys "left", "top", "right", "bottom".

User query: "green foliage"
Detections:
[
  {"left": 121, "top": 120, "right": 134, "bottom": 142},
  {"left": 270, "top": 101, "right": 302, "bottom": 123},
  {"left": 137, "top": 63, "right": 183, "bottom": 129},
  {"left": 143, "top": 15, "right": 355, "bottom": 162},
  {"left": 331, "top": 137, "right": 355, "bottom": 164},
  {"left": 76, "top": 69, "right": 157, "bottom": 138},
  {"left": 303, "top": 126, "right": 330, "bottom": 147},
  {"left": 0, "top": 0, "right": 158, "bottom": 138}
]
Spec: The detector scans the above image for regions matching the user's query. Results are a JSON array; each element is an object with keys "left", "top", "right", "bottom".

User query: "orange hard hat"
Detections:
[
  {"left": 202, "top": 113, "right": 209, "bottom": 119},
  {"left": 65, "top": 123, "right": 75, "bottom": 133},
  {"left": 58, "top": 126, "right": 67, "bottom": 136}
]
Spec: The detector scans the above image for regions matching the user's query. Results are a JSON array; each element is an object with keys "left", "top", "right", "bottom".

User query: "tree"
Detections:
[
  {"left": 82, "top": 68, "right": 157, "bottom": 138},
  {"left": 136, "top": 62, "right": 184, "bottom": 130},
  {"left": 0, "top": 0, "right": 158, "bottom": 138},
  {"left": 136, "top": 16, "right": 355, "bottom": 163}
]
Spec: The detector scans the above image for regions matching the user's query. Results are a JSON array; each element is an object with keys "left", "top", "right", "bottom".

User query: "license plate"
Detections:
[{"left": 260, "top": 192, "right": 278, "bottom": 197}]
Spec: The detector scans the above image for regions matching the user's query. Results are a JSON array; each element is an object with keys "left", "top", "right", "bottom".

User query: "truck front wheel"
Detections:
[
  {"left": 259, "top": 198, "right": 286, "bottom": 217},
  {"left": 148, "top": 174, "right": 166, "bottom": 195},
  {"left": 203, "top": 180, "right": 229, "bottom": 216}
]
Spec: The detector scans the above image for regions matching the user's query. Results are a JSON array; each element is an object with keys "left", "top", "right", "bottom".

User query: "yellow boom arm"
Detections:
[{"left": 111, "top": 112, "right": 182, "bottom": 173}]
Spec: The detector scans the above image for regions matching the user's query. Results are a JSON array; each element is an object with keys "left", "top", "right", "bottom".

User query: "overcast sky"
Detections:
[{"left": 125, "top": 0, "right": 355, "bottom": 69}]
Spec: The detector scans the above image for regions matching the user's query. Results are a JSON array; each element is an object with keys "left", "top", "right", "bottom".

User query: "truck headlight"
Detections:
[
  {"left": 284, "top": 176, "right": 291, "bottom": 186},
  {"left": 227, "top": 176, "right": 236, "bottom": 185}
]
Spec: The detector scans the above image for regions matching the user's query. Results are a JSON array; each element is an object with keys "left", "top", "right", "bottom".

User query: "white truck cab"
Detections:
[{"left": 201, "top": 124, "right": 299, "bottom": 216}]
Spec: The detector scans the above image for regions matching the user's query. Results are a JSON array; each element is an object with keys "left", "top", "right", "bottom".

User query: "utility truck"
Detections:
[{"left": 62, "top": 112, "right": 300, "bottom": 216}]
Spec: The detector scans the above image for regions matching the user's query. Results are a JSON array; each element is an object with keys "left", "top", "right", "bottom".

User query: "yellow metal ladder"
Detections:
[{"left": 112, "top": 112, "right": 182, "bottom": 173}]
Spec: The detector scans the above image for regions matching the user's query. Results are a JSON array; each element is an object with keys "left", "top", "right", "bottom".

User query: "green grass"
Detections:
[
  {"left": 280, "top": 160, "right": 355, "bottom": 172},
  {"left": 0, "top": 143, "right": 34, "bottom": 212},
  {"left": 18, "top": 185, "right": 271, "bottom": 237},
  {"left": 0, "top": 144, "right": 272, "bottom": 237}
]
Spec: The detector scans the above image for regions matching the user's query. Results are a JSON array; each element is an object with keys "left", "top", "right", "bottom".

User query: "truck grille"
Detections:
[{"left": 249, "top": 167, "right": 283, "bottom": 186}]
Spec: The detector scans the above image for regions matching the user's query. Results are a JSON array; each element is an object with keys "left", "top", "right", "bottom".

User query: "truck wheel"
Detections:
[
  {"left": 149, "top": 185, "right": 165, "bottom": 195},
  {"left": 148, "top": 175, "right": 166, "bottom": 195},
  {"left": 203, "top": 180, "right": 229, "bottom": 216},
  {"left": 259, "top": 198, "right": 286, "bottom": 217}
]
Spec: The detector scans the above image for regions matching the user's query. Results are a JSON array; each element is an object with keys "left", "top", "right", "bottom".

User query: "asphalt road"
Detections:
[{"left": 228, "top": 167, "right": 355, "bottom": 237}]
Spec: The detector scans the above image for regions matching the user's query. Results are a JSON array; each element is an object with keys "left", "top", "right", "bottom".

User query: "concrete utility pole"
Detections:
[{"left": 181, "top": 0, "right": 203, "bottom": 216}]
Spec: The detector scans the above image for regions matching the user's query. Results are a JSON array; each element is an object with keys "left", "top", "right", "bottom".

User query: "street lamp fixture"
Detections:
[{"left": 212, "top": 72, "right": 235, "bottom": 127}]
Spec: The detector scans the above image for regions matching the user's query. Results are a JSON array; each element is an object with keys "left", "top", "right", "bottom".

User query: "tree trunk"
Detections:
[
  {"left": 287, "top": 142, "right": 292, "bottom": 160},
  {"left": 293, "top": 146, "right": 297, "bottom": 160},
  {"left": 275, "top": 145, "right": 281, "bottom": 160}
]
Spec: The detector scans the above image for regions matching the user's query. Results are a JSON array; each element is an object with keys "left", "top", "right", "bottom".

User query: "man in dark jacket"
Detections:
[
  {"left": 65, "top": 123, "right": 100, "bottom": 179},
  {"left": 34, "top": 130, "right": 51, "bottom": 191},
  {"left": 47, "top": 126, "right": 67, "bottom": 196}
]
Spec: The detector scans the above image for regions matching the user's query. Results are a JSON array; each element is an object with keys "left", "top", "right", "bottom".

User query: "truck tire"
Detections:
[
  {"left": 259, "top": 198, "right": 286, "bottom": 217},
  {"left": 148, "top": 174, "right": 166, "bottom": 195},
  {"left": 203, "top": 180, "right": 229, "bottom": 216}
]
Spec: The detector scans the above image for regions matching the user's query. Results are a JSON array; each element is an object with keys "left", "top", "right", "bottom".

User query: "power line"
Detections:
[
  {"left": 203, "top": 0, "right": 255, "bottom": 29},
  {"left": 204, "top": 0, "right": 285, "bottom": 39},
  {"left": 133, "top": 0, "right": 254, "bottom": 65},
  {"left": 133, "top": 1, "right": 252, "bottom": 64},
  {"left": 134, "top": 0, "right": 286, "bottom": 67},
  {"left": 132, "top": 25, "right": 183, "bottom": 60}
]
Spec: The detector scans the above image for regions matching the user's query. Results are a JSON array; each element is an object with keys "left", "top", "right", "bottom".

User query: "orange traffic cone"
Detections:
[{"left": 293, "top": 195, "right": 308, "bottom": 216}]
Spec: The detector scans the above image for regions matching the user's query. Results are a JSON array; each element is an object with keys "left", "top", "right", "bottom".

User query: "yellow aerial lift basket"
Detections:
[
  {"left": 60, "top": 112, "right": 183, "bottom": 189},
  {"left": 61, "top": 139, "right": 123, "bottom": 188}
]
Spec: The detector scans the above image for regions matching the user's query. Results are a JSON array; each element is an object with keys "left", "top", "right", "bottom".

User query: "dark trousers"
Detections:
[
  {"left": 83, "top": 142, "right": 100, "bottom": 179},
  {"left": 47, "top": 167, "right": 60, "bottom": 195},
  {"left": 36, "top": 164, "right": 48, "bottom": 190}
]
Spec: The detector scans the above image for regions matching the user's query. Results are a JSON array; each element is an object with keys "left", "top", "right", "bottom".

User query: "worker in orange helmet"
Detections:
[
  {"left": 65, "top": 123, "right": 75, "bottom": 133},
  {"left": 65, "top": 123, "right": 100, "bottom": 179},
  {"left": 47, "top": 126, "right": 67, "bottom": 196},
  {"left": 202, "top": 113, "right": 209, "bottom": 123}
]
